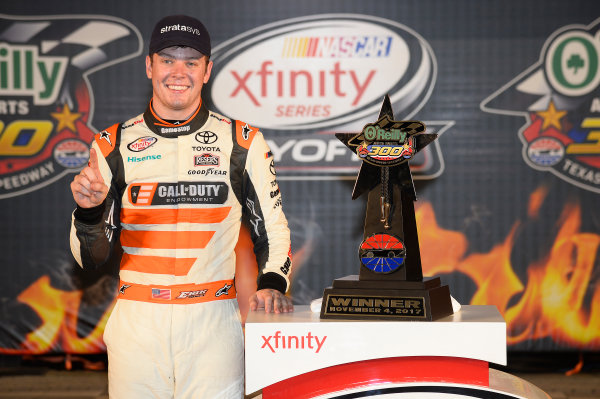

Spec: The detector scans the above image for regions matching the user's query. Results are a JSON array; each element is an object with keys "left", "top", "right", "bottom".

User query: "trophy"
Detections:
[{"left": 320, "top": 95, "right": 453, "bottom": 321}]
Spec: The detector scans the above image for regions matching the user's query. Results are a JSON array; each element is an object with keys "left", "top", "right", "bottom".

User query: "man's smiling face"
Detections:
[{"left": 146, "top": 46, "right": 213, "bottom": 120}]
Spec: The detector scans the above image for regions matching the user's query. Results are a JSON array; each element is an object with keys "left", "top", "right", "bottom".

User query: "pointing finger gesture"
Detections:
[{"left": 70, "top": 148, "right": 109, "bottom": 208}]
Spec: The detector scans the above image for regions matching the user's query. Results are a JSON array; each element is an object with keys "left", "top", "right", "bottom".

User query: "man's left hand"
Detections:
[{"left": 249, "top": 289, "right": 293, "bottom": 313}]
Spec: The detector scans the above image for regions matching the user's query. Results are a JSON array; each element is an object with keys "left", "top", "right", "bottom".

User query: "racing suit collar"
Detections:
[{"left": 143, "top": 99, "right": 209, "bottom": 137}]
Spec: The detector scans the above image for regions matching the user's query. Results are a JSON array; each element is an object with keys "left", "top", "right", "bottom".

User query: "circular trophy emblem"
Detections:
[{"left": 359, "top": 233, "right": 406, "bottom": 273}]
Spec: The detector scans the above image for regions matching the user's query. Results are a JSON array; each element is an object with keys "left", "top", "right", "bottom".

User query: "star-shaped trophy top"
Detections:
[{"left": 336, "top": 95, "right": 438, "bottom": 200}]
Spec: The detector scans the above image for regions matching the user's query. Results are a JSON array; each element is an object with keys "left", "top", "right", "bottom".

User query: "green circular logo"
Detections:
[{"left": 545, "top": 30, "right": 600, "bottom": 96}]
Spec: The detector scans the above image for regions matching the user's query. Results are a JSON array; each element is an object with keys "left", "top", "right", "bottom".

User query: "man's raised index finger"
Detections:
[{"left": 88, "top": 148, "right": 100, "bottom": 170}]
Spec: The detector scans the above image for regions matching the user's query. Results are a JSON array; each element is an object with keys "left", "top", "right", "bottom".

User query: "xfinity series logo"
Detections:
[
  {"left": 128, "top": 136, "right": 157, "bottom": 152},
  {"left": 207, "top": 14, "right": 452, "bottom": 180},
  {"left": 0, "top": 14, "right": 142, "bottom": 199},
  {"left": 482, "top": 18, "right": 600, "bottom": 194},
  {"left": 210, "top": 14, "right": 436, "bottom": 130}
]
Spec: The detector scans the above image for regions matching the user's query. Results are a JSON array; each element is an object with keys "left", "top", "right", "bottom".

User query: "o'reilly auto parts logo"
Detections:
[
  {"left": 208, "top": 14, "right": 452, "bottom": 180},
  {"left": 0, "top": 14, "right": 142, "bottom": 199},
  {"left": 481, "top": 17, "right": 600, "bottom": 194}
]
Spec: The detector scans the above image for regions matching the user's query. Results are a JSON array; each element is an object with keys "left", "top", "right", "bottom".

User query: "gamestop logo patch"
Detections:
[{"left": 209, "top": 14, "right": 437, "bottom": 130}]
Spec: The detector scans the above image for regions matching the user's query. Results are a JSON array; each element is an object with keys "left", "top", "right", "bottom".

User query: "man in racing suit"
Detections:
[{"left": 69, "top": 15, "right": 292, "bottom": 398}]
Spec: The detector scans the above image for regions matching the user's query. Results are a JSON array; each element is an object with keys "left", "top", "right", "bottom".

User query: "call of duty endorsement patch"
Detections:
[{"left": 322, "top": 294, "right": 426, "bottom": 319}]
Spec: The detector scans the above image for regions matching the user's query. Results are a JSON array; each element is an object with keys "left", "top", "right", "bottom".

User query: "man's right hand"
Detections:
[{"left": 70, "top": 148, "right": 109, "bottom": 208}]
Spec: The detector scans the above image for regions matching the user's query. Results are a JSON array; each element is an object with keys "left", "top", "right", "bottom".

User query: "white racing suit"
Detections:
[{"left": 70, "top": 101, "right": 292, "bottom": 398}]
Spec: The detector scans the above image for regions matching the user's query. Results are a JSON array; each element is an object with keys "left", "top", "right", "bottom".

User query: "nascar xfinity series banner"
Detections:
[{"left": 1, "top": 0, "right": 599, "bottom": 355}]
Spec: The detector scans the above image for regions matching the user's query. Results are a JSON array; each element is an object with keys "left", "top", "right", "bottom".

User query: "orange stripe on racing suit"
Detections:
[
  {"left": 118, "top": 279, "right": 236, "bottom": 304},
  {"left": 119, "top": 208, "right": 230, "bottom": 275},
  {"left": 120, "top": 253, "right": 197, "bottom": 276},
  {"left": 121, "top": 207, "right": 231, "bottom": 224},
  {"left": 120, "top": 230, "right": 215, "bottom": 249}
]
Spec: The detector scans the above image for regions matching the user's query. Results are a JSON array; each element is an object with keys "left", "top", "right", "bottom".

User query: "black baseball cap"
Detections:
[{"left": 149, "top": 15, "right": 211, "bottom": 58}]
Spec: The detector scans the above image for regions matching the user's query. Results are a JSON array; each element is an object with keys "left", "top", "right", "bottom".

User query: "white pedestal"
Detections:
[{"left": 245, "top": 305, "right": 550, "bottom": 398}]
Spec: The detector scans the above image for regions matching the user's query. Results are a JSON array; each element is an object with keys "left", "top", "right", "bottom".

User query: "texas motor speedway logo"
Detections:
[
  {"left": 207, "top": 14, "right": 453, "bottom": 180},
  {"left": 482, "top": 17, "right": 600, "bottom": 194},
  {"left": 0, "top": 14, "right": 141, "bottom": 198}
]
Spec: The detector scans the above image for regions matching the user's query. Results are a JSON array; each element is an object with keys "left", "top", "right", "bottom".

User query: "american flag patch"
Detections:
[{"left": 151, "top": 288, "right": 171, "bottom": 300}]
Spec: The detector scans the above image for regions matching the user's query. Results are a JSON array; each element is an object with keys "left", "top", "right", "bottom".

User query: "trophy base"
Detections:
[{"left": 320, "top": 275, "right": 453, "bottom": 321}]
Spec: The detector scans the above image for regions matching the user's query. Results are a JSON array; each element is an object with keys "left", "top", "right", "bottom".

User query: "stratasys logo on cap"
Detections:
[
  {"left": 481, "top": 17, "right": 600, "bottom": 194},
  {"left": 160, "top": 24, "right": 202, "bottom": 36},
  {"left": 209, "top": 14, "right": 437, "bottom": 131}
]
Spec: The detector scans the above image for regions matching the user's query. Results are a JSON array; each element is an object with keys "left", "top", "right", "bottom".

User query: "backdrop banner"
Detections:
[{"left": 1, "top": 0, "right": 599, "bottom": 354}]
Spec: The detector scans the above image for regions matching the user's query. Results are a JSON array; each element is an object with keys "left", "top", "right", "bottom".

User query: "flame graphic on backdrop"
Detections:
[
  {"left": 418, "top": 185, "right": 600, "bottom": 348},
  {"left": 1, "top": 186, "right": 599, "bottom": 354},
  {"left": 0, "top": 275, "right": 112, "bottom": 354}
]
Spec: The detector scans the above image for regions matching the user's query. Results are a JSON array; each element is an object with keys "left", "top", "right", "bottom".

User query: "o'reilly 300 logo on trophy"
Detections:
[
  {"left": 355, "top": 119, "right": 418, "bottom": 167},
  {"left": 320, "top": 95, "right": 453, "bottom": 321}
]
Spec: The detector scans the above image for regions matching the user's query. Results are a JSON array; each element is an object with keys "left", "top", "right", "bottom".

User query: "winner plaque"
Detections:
[{"left": 320, "top": 95, "right": 453, "bottom": 321}]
